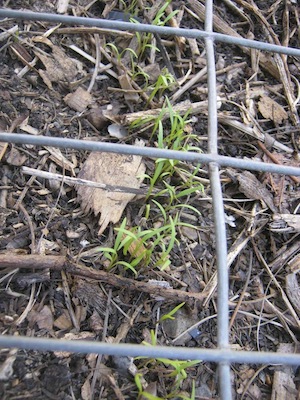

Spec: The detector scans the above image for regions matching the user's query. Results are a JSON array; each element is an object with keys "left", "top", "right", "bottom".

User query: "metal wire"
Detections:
[
  {"left": 205, "top": 0, "right": 232, "bottom": 396},
  {"left": 1, "top": 335, "right": 300, "bottom": 365},
  {"left": 0, "top": 4, "right": 300, "bottom": 399},
  {"left": 1, "top": 8, "right": 300, "bottom": 57},
  {"left": 1, "top": 133, "right": 300, "bottom": 176}
]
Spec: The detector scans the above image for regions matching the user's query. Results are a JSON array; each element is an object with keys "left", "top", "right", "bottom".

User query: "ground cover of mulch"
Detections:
[{"left": 0, "top": 0, "right": 300, "bottom": 399}]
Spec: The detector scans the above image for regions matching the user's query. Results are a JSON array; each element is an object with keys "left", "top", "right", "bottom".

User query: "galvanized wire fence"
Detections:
[{"left": 0, "top": 3, "right": 300, "bottom": 399}]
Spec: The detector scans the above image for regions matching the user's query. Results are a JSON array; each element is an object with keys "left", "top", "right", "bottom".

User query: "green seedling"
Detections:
[
  {"left": 134, "top": 97, "right": 203, "bottom": 203},
  {"left": 98, "top": 217, "right": 145, "bottom": 276},
  {"left": 134, "top": 0, "right": 178, "bottom": 58},
  {"left": 134, "top": 329, "right": 199, "bottom": 399},
  {"left": 105, "top": 42, "right": 138, "bottom": 70},
  {"left": 152, "top": 0, "right": 178, "bottom": 27},
  {"left": 119, "top": 0, "right": 139, "bottom": 14},
  {"left": 97, "top": 209, "right": 198, "bottom": 275},
  {"left": 147, "top": 69, "right": 176, "bottom": 104},
  {"left": 159, "top": 302, "right": 185, "bottom": 322}
]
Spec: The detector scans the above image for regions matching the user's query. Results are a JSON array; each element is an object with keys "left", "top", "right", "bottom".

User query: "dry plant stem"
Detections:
[
  {"left": 15, "top": 155, "right": 48, "bottom": 209},
  {"left": 269, "top": 240, "right": 300, "bottom": 273},
  {"left": 264, "top": 298, "right": 298, "bottom": 343},
  {"left": 241, "top": 364, "right": 268, "bottom": 400},
  {"left": 218, "top": 116, "right": 294, "bottom": 154},
  {"left": 15, "top": 282, "right": 37, "bottom": 326},
  {"left": 68, "top": 44, "right": 118, "bottom": 80},
  {"left": 118, "top": 99, "right": 209, "bottom": 125},
  {"left": 202, "top": 222, "right": 267, "bottom": 307},
  {"left": 187, "top": 0, "right": 280, "bottom": 79},
  {"left": 56, "top": 27, "right": 133, "bottom": 38},
  {"left": 22, "top": 167, "right": 148, "bottom": 195},
  {"left": 234, "top": 0, "right": 299, "bottom": 125},
  {"left": 0, "top": 255, "right": 206, "bottom": 304},
  {"left": 88, "top": 33, "right": 100, "bottom": 93},
  {"left": 0, "top": 167, "right": 9, "bottom": 208},
  {"left": 61, "top": 270, "right": 80, "bottom": 331},
  {"left": 114, "top": 304, "right": 144, "bottom": 344},
  {"left": 106, "top": 375, "right": 125, "bottom": 400},
  {"left": 90, "top": 289, "right": 112, "bottom": 400},
  {"left": 37, "top": 170, "right": 66, "bottom": 252},
  {"left": 257, "top": 141, "right": 300, "bottom": 185},
  {"left": 229, "top": 253, "right": 253, "bottom": 329},
  {"left": 253, "top": 246, "right": 300, "bottom": 329},
  {"left": 18, "top": 203, "right": 36, "bottom": 253},
  {"left": 14, "top": 198, "right": 38, "bottom": 325},
  {"left": 171, "top": 66, "right": 207, "bottom": 103}
]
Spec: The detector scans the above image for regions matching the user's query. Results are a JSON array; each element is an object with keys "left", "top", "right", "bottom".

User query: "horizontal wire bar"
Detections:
[
  {"left": 1, "top": 335, "right": 300, "bottom": 365},
  {"left": 1, "top": 8, "right": 300, "bottom": 57},
  {"left": 1, "top": 132, "right": 300, "bottom": 177}
]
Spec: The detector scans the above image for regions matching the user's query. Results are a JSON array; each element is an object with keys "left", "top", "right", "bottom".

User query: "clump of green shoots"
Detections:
[
  {"left": 135, "top": 0, "right": 178, "bottom": 58},
  {"left": 98, "top": 211, "right": 198, "bottom": 275},
  {"left": 131, "top": 97, "right": 204, "bottom": 203},
  {"left": 135, "top": 329, "right": 199, "bottom": 399}
]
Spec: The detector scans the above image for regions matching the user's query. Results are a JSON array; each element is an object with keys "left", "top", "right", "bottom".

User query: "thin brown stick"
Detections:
[
  {"left": 229, "top": 252, "right": 253, "bottom": 329},
  {"left": 257, "top": 141, "right": 300, "bottom": 185},
  {"left": 0, "top": 255, "right": 206, "bottom": 304}
]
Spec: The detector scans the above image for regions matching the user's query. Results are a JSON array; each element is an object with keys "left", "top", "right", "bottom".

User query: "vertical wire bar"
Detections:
[{"left": 205, "top": 1, "right": 232, "bottom": 398}]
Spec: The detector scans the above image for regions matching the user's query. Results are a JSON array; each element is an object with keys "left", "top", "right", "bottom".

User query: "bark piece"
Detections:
[
  {"left": 271, "top": 343, "right": 297, "bottom": 400},
  {"left": 286, "top": 272, "right": 300, "bottom": 315},
  {"left": 229, "top": 169, "right": 277, "bottom": 213},
  {"left": 64, "top": 87, "right": 93, "bottom": 112},
  {"left": 76, "top": 140, "right": 145, "bottom": 234}
]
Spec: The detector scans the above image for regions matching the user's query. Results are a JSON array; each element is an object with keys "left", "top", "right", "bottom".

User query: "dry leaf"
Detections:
[
  {"left": 140, "top": 382, "right": 158, "bottom": 399},
  {"left": 0, "top": 143, "right": 8, "bottom": 162},
  {"left": 76, "top": 140, "right": 145, "bottom": 234},
  {"left": 34, "top": 41, "right": 79, "bottom": 90},
  {"left": 230, "top": 169, "right": 277, "bottom": 213},
  {"left": 54, "top": 310, "right": 72, "bottom": 330},
  {"left": 89, "top": 310, "right": 103, "bottom": 333},
  {"left": 258, "top": 95, "right": 288, "bottom": 124},
  {"left": 46, "top": 146, "right": 76, "bottom": 172},
  {"left": 6, "top": 147, "right": 27, "bottom": 166},
  {"left": 81, "top": 376, "right": 92, "bottom": 400},
  {"left": 28, "top": 305, "right": 53, "bottom": 331}
]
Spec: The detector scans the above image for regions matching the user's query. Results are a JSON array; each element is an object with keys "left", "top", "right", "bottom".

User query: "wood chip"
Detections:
[
  {"left": 286, "top": 272, "right": 300, "bottom": 315},
  {"left": 64, "top": 87, "right": 93, "bottom": 112},
  {"left": 76, "top": 141, "right": 145, "bottom": 234},
  {"left": 118, "top": 73, "right": 140, "bottom": 103},
  {"left": 271, "top": 343, "right": 297, "bottom": 400}
]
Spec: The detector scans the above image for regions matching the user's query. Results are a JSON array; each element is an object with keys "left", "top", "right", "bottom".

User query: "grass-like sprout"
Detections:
[{"left": 134, "top": 329, "right": 199, "bottom": 399}]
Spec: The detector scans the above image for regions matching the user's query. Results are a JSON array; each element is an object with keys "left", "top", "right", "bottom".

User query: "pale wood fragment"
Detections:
[{"left": 271, "top": 343, "right": 297, "bottom": 400}]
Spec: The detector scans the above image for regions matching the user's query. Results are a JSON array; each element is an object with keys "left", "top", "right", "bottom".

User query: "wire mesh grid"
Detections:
[{"left": 0, "top": 4, "right": 300, "bottom": 399}]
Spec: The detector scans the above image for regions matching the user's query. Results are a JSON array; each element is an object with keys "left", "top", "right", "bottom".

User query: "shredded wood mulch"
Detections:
[{"left": 0, "top": 0, "right": 299, "bottom": 399}]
